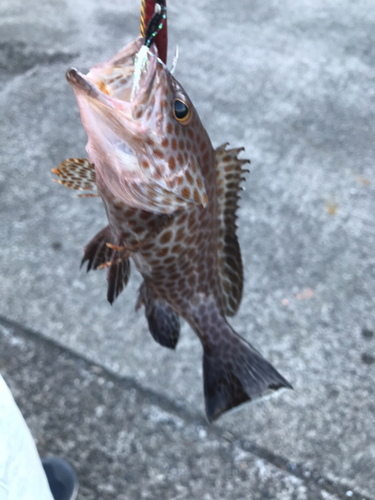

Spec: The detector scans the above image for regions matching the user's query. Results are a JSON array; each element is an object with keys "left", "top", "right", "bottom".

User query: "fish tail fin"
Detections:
[{"left": 193, "top": 302, "right": 292, "bottom": 422}]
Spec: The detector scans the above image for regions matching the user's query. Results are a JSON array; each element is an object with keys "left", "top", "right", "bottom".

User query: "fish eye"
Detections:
[{"left": 173, "top": 99, "right": 191, "bottom": 124}]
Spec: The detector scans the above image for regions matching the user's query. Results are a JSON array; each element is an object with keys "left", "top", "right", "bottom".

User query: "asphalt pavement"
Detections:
[{"left": 0, "top": 0, "right": 374, "bottom": 498}]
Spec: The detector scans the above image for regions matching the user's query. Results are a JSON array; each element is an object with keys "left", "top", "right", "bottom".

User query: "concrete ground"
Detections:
[{"left": 0, "top": 0, "right": 374, "bottom": 498}]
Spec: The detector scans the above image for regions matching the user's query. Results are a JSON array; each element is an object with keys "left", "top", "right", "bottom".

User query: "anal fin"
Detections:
[{"left": 136, "top": 282, "right": 180, "bottom": 349}]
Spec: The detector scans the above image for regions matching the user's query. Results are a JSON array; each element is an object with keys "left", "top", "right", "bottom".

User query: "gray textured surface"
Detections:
[
  {"left": 0, "top": 0, "right": 374, "bottom": 498},
  {"left": 0, "top": 320, "right": 358, "bottom": 500}
]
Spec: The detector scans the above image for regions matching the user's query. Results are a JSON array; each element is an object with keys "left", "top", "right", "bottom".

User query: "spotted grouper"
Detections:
[{"left": 53, "top": 5, "right": 292, "bottom": 421}]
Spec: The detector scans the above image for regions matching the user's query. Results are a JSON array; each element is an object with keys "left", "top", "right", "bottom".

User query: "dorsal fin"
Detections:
[
  {"left": 52, "top": 158, "right": 99, "bottom": 197},
  {"left": 215, "top": 144, "right": 250, "bottom": 316}
]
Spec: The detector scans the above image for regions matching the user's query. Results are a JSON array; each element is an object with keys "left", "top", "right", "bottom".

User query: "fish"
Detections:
[{"left": 53, "top": 5, "right": 292, "bottom": 421}]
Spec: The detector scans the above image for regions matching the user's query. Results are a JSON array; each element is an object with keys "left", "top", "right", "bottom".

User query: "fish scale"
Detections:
[{"left": 53, "top": 27, "right": 291, "bottom": 421}]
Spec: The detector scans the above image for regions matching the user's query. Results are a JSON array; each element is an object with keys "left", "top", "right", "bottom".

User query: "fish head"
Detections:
[{"left": 66, "top": 37, "right": 208, "bottom": 213}]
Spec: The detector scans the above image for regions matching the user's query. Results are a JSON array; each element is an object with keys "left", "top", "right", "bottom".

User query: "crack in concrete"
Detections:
[{"left": 0, "top": 314, "right": 370, "bottom": 500}]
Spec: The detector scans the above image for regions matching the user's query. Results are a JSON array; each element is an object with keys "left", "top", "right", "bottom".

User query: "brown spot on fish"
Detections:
[
  {"left": 188, "top": 211, "right": 197, "bottom": 229},
  {"left": 142, "top": 160, "right": 150, "bottom": 169},
  {"left": 181, "top": 187, "right": 190, "bottom": 199},
  {"left": 201, "top": 163, "right": 209, "bottom": 176},
  {"left": 185, "top": 171, "right": 194, "bottom": 186},
  {"left": 171, "top": 138, "right": 177, "bottom": 150},
  {"left": 160, "top": 230, "right": 173, "bottom": 244},
  {"left": 98, "top": 81, "right": 110, "bottom": 95},
  {"left": 157, "top": 247, "right": 169, "bottom": 257},
  {"left": 153, "top": 149, "right": 164, "bottom": 159},
  {"left": 162, "top": 137, "right": 169, "bottom": 148},
  {"left": 141, "top": 250, "right": 152, "bottom": 258},
  {"left": 197, "top": 177, "right": 203, "bottom": 190},
  {"left": 176, "top": 212, "right": 188, "bottom": 225},
  {"left": 175, "top": 124, "right": 180, "bottom": 136},
  {"left": 136, "top": 109, "right": 143, "bottom": 119},
  {"left": 146, "top": 137, "right": 154, "bottom": 146},
  {"left": 124, "top": 207, "right": 136, "bottom": 217},
  {"left": 179, "top": 140, "right": 185, "bottom": 150},
  {"left": 188, "top": 129, "right": 194, "bottom": 140},
  {"left": 177, "top": 153, "right": 184, "bottom": 166},
  {"left": 168, "top": 156, "right": 176, "bottom": 171},
  {"left": 133, "top": 226, "right": 146, "bottom": 235},
  {"left": 162, "top": 256, "right": 175, "bottom": 266},
  {"left": 166, "top": 122, "right": 173, "bottom": 134},
  {"left": 139, "top": 211, "right": 153, "bottom": 220}
]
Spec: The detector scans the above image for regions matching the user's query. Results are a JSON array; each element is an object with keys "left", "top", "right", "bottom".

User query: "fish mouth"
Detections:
[
  {"left": 66, "top": 38, "right": 167, "bottom": 187},
  {"left": 66, "top": 38, "right": 158, "bottom": 119},
  {"left": 65, "top": 39, "right": 161, "bottom": 160}
]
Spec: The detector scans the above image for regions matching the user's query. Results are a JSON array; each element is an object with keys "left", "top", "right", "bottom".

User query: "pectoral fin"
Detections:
[
  {"left": 81, "top": 226, "right": 131, "bottom": 304},
  {"left": 52, "top": 158, "right": 99, "bottom": 197}
]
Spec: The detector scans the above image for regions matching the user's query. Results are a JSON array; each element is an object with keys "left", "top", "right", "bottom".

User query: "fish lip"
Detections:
[
  {"left": 66, "top": 41, "right": 159, "bottom": 130},
  {"left": 66, "top": 68, "right": 122, "bottom": 111},
  {"left": 66, "top": 67, "right": 144, "bottom": 144},
  {"left": 66, "top": 41, "right": 159, "bottom": 112},
  {"left": 66, "top": 41, "right": 161, "bottom": 163},
  {"left": 66, "top": 68, "right": 96, "bottom": 98}
]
